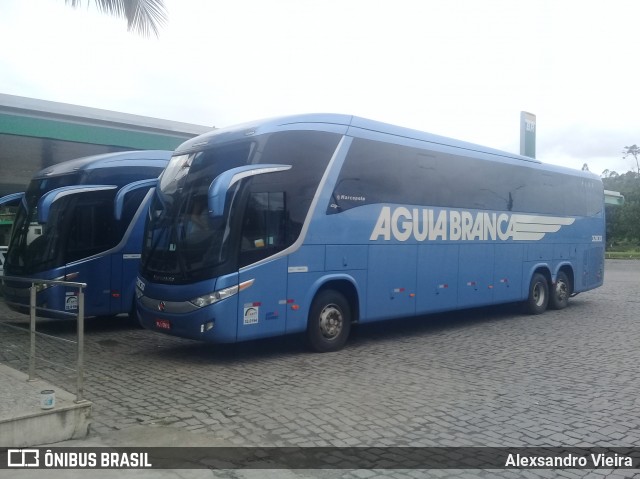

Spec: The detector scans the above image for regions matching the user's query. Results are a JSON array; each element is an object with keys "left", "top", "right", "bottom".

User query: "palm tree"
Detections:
[
  {"left": 623, "top": 144, "right": 640, "bottom": 178},
  {"left": 65, "top": 0, "right": 167, "bottom": 37}
]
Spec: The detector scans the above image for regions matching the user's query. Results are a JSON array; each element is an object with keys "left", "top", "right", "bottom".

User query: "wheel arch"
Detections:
[
  {"left": 555, "top": 263, "right": 575, "bottom": 294},
  {"left": 527, "top": 263, "right": 552, "bottom": 291},
  {"left": 305, "top": 274, "right": 361, "bottom": 324}
]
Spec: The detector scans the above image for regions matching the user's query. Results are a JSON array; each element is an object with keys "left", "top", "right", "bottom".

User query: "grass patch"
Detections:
[{"left": 605, "top": 251, "right": 640, "bottom": 259}]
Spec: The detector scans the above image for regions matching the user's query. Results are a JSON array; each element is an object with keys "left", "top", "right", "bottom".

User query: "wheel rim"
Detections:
[
  {"left": 533, "top": 282, "right": 546, "bottom": 307},
  {"left": 318, "top": 303, "right": 343, "bottom": 340},
  {"left": 555, "top": 280, "right": 568, "bottom": 303}
]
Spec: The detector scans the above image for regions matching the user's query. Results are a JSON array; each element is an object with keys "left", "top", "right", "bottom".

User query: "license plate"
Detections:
[{"left": 155, "top": 319, "right": 171, "bottom": 330}]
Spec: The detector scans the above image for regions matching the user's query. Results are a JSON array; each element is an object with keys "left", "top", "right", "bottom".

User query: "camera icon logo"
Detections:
[{"left": 7, "top": 449, "right": 40, "bottom": 467}]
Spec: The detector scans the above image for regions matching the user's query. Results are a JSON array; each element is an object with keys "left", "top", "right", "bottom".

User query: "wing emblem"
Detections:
[{"left": 511, "top": 215, "right": 575, "bottom": 241}]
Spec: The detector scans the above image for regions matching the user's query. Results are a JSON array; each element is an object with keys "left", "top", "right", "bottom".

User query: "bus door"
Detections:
[
  {"left": 205, "top": 164, "right": 292, "bottom": 341},
  {"left": 236, "top": 191, "right": 288, "bottom": 341},
  {"left": 37, "top": 185, "right": 118, "bottom": 316}
]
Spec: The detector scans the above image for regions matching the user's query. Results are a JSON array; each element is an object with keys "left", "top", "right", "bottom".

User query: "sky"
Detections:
[{"left": 1, "top": 0, "right": 639, "bottom": 176}]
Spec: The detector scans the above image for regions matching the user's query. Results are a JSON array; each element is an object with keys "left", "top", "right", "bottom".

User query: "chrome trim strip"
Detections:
[
  {"left": 139, "top": 295, "right": 200, "bottom": 314},
  {"left": 229, "top": 165, "right": 292, "bottom": 188}
]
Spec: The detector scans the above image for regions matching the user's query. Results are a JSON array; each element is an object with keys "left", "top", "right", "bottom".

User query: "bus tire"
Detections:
[
  {"left": 525, "top": 273, "right": 549, "bottom": 315},
  {"left": 306, "top": 290, "right": 351, "bottom": 353},
  {"left": 549, "top": 271, "right": 571, "bottom": 310}
]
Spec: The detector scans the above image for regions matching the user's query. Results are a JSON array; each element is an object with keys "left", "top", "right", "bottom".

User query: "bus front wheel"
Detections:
[
  {"left": 306, "top": 290, "right": 351, "bottom": 353},
  {"left": 525, "top": 273, "right": 549, "bottom": 315},
  {"left": 549, "top": 271, "right": 571, "bottom": 310}
]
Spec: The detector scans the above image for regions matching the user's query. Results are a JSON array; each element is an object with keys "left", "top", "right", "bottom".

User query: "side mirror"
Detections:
[
  {"left": 207, "top": 164, "right": 291, "bottom": 217},
  {"left": 0, "top": 192, "right": 24, "bottom": 209},
  {"left": 114, "top": 179, "right": 158, "bottom": 220}
]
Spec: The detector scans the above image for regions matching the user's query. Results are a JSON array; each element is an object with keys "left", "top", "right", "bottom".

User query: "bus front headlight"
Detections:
[
  {"left": 190, "top": 285, "right": 239, "bottom": 308},
  {"left": 188, "top": 279, "right": 254, "bottom": 308}
]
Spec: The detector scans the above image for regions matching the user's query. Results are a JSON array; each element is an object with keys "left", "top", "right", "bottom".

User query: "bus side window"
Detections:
[
  {"left": 239, "top": 192, "right": 286, "bottom": 267},
  {"left": 120, "top": 189, "right": 149, "bottom": 232},
  {"left": 66, "top": 197, "right": 115, "bottom": 263}
]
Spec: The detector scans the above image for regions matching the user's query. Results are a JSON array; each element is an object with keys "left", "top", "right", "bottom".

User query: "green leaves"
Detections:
[
  {"left": 604, "top": 167, "right": 640, "bottom": 247},
  {"left": 65, "top": 0, "right": 168, "bottom": 37}
]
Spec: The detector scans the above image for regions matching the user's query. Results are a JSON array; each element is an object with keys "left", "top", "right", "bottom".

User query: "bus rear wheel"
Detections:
[
  {"left": 525, "top": 273, "right": 549, "bottom": 315},
  {"left": 306, "top": 290, "right": 351, "bottom": 353},
  {"left": 549, "top": 271, "right": 571, "bottom": 310}
]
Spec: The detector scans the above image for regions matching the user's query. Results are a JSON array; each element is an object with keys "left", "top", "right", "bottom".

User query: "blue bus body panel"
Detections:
[
  {"left": 237, "top": 258, "right": 288, "bottom": 341},
  {"left": 5, "top": 256, "right": 112, "bottom": 317},
  {"left": 367, "top": 244, "right": 416, "bottom": 321},
  {"left": 492, "top": 244, "right": 525, "bottom": 303},
  {"left": 458, "top": 244, "right": 495, "bottom": 308},
  {"left": 64, "top": 255, "right": 112, "bottom": 315},
  {"left": 303, "top": 202, "right": 603, "bottom": 321},
  {"left": 416, "top": 244, "right": 459, "bottom": 314}
]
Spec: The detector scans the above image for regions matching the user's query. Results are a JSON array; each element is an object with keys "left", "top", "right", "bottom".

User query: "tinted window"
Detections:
[
  {"left": 239, "top": 192, "right": 286, "bottom": 267},
  {"left": 141, "top": 141, "right": 254, "bottom": 284},
  {"left": 234, "top": 130, "right": 341, "bottom": 267},
  {"left": 118, "top": 188, "right": 149, "bottom": 237},
  {"left": 256, "top": 130, "right": 341, "bottom": 229},
  {"left": 85, "top": 167, "right": 165, "bottom": 187},
  {"left": 65, "top": 194, "right": 116, "bottom": 263},
  {"left": 330, "top": 138, "right": 602, "bottom": 217}
]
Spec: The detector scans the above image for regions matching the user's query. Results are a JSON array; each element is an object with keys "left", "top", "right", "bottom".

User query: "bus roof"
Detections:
[
  {"left": 173, "top": 113, "right": 601, "bottom": 182},
  {"left": 174, "top": 113, "right": 534, "bottom": 161},
  {"left": 34, "top": 150, "right": 173, "bottom": 178}
]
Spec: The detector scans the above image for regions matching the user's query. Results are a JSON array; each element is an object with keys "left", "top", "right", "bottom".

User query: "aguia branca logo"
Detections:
[{"left": 369, "top": 206, "right": 575, "bottom": 242}]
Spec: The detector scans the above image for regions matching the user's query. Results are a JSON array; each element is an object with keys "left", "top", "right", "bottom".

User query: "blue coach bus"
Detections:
[
  {"left": 1, "top": 150, "right": 171, "bottom": 318},
  {"left": 135, "top": 114, "right": 604, "bottom": 352}
]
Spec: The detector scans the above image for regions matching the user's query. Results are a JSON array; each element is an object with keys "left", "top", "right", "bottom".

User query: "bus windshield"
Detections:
[
  {"left": 6, "top": 174, "right": 81, "bottom": 274},
  {"left": 141, "top": 141, "right": 254, "bottom": 284},
  {"left": 7, "top": 188, "right": 118, "bottom": 274}
]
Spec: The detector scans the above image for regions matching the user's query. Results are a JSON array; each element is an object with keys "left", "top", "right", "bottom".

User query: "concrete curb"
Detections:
[{"left": 0, "top": 363, "right": 92, "bottom": 447}]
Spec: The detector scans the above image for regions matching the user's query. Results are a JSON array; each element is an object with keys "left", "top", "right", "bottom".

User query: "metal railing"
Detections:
[{"left": 0, "top": 275, "right": 88, "bottom": 403}]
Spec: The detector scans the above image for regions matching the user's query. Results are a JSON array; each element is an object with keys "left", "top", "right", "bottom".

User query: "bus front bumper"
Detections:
[{"left": 136, "top": 293, "right": 238, "bottom": 343}]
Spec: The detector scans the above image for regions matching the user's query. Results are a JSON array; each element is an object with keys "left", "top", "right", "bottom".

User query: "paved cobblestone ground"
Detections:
[{"left": 2, "top": 259, "right": 640, "bottom": 478}]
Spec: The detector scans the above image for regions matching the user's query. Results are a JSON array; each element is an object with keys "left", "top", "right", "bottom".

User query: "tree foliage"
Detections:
[
  {"left": 603, "top": 169, "right": 640, "bottom": 248},
  {"left": 622, "top": 144, "right": 640, "bottom": 177},
  {"left": 65, "top": 0, "right": 167, "bottom": 37}
]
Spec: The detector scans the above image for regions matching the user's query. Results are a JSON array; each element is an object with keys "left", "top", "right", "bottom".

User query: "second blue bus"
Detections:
[{"left": 2, "top": 150, "right": 171, "bottom": 318}]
